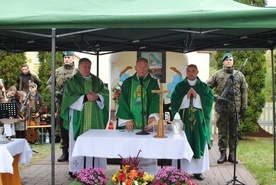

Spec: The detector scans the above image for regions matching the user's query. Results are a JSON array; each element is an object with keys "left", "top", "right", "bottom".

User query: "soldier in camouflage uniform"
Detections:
[
  {"left": 46, "top": 51, "right": 76, "bottom": 162},
  {"left": 206, "top": 53, "right": 247, "bottom": 164}
]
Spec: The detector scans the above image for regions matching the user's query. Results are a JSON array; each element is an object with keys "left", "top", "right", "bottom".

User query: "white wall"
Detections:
[
  {"left": 75, "top": 52, "right": 111, "bottom": 86},
  {"left": 186, "top": 51, "right": 210, "bottom": 82}
]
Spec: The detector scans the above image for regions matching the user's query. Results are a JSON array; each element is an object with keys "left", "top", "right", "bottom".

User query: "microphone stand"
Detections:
[
  {"left": 136, "top": 77, "right": 150, "bottom": 135},
  {"left": 226, "top": 74, "right": 245, "bottom": 185}
]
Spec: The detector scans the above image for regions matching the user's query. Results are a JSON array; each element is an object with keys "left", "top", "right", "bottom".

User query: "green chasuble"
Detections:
[
  {"left": 116, "top": 73, "right": 160, "bottom": 129},
  {"left": 171, "top": 77, "right": 214, "bottom": 159},
  {"left": 60, "top": 71, "right": 109, "bottom": 140}
]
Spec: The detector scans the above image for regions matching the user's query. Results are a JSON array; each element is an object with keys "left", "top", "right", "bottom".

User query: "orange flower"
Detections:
[
  {"left": 129, "top": 169, "right": 138, "bottom": 179},
  {"left": 112, "top": 151, "right": 154, "bottom": 184}
]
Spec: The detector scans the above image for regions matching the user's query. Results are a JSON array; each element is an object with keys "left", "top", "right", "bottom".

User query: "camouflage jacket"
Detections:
[
  {"left": 206, "top": 66, "right": 247, "bottom": 113},
  {"left": 46, "top": 63, "right": 76, "bottom": 93}
]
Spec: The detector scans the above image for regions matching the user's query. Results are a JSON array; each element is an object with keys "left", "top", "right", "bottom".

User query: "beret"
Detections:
[
  {"left": 222, "top": 53, "right": 233, "bottom": 62},
  {"left": 63, "top": 51, "right": 74, "bottom": 56}
]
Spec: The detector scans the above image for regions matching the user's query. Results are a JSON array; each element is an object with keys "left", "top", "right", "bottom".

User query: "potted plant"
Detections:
[
  {"left": 152, "top": 167, "right": 197, "bottom": 185},
  {"left": 111, "top": 150, "right": 154, "bottom": 185},
  {"left": 70, "top": 167, "right": 107, "bottom": 185}
]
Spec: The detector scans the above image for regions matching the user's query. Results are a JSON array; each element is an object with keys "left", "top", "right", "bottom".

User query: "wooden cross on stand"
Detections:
[{"left": 151, "top": 81, "right": 170, "bottom": 138}]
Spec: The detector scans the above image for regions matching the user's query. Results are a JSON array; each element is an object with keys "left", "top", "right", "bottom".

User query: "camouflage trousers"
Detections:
[
  {"left": 216, "top": 112, "right": 239, "bottom": 154},
  {"left": 56, "top": 101, "right": 69, "bottom": 153}
]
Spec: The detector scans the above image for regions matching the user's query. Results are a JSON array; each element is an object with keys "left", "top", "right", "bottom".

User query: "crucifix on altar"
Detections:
[{"left": 151, "top": 80, "right": 170, "bottom": 138}]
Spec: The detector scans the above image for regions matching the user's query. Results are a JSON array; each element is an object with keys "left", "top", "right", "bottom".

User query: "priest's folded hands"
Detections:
[
  {"left": 187, "top": 87, "right": 197, "bottom": 99},
  {"left": 86, "top": 91, "right": 99, "bottom": 101}
]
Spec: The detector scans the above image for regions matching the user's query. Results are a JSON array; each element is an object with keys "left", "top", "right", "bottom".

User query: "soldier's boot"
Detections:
[
  {"left": 228, "top": 152, "right": 238, "bottom": 163},
  {"left": 217, "top": 150, "right": 227, "bottom": 164},
  {"left": 58, "top": 153, "right": 68, "bottom": 162},
  {"left": 57, "top": 148, "right": 69, "bottom": 162}
]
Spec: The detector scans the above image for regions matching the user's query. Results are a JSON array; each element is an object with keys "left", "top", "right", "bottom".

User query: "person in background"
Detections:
[
  {"left": 206, "top": 53, "right": 247, "bottom": 164},
  {"left": 6, "top": 86, "right": 17, "bottom": 103},
  {"left": 6, "top": 86, "right": 23, "bottom": 138},
  {"left": 15, "top": 91, "right": 27, "bottom": 138},
  {"left": 60, "top": 58, "right": 109, "bottom": 177},
  {"left": 27, "top": 82, "right": 45, "bottom": 144},
  {"left": 0, "top": 79, "right": 8, "bottom": 103},
  {"left": 46, "top": 51, "right": 77, "bottom": 162},
  {"left": 116, "top": 57, "right": 160, "bottom": 175},
  {"left": 171, "top": 64, "right": 214, "bottom": 181},
  {"left": 18, "top": 63, "right": 41, "bottom": 93}
]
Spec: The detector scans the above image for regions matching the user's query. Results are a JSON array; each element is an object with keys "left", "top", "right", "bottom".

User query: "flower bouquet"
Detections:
[
  {"left": 111, "top": 165, "right": 154, "bottom": 185},
  {"left": 152, "top": 167, "right": 197, "bottom": 185},
  {"left": 112, "top": 86, "right": 121, "bottom": 105},
  {"left": 70, "top": 167, "right": 107, "bottom": 185},
  {"left": 111, "top": 150, "right": 154, "bottom": 185}
]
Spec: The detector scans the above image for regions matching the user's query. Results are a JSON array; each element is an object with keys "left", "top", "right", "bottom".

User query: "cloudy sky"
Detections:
[{"left": 266, "top": 0, "right": 276, "bottom": 7}]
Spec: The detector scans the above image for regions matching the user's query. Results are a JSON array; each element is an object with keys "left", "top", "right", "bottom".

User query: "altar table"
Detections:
[
  {"left": 0, "top": 139, "right": 32, "bottom": 185},
  {"left": 72, "top": 129, "right": 193, "bottom": 161}
]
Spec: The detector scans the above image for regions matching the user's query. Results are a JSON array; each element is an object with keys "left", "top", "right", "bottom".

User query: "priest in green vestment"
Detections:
[
  {"left": 171, "top": 64, "right": 214, "bottom": 181},
  {"left": 116, "top": 57, "right": 159, "bottom": 174},
  {"left": 60, "top": 58, "right": 109, "bottom": 175},
  {"left": 116, "top": 58, "right": 159, "bottom": 130}
]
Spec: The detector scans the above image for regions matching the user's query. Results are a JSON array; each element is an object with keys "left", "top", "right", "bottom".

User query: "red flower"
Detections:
[{"left": 118, "top": 170, "right": 126, "bottom": 182}]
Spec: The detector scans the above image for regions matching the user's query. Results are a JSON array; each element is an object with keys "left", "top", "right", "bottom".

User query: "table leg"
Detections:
[
  {"left": 177, "top": 159, "right": 181, "bottom": 169},
  {"left": 0, "top": 154, "right": 22, "bottom": 185},
  {"left": 40, "top": 128, "right": 44, "bottom": 145}
]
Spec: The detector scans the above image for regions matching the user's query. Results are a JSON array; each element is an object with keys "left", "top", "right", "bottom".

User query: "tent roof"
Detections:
[{"left": 0, "top": 0, "right": 276, "bottom": 53}]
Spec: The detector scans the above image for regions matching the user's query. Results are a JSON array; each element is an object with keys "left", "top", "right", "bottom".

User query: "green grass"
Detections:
[
  {"left": 28, "top": 143, "right": 59, "bottom": 164},
  {"left": 19, "top": 143, "right": 59, "bottom": 170},
  {"left": 238, "top": 136, "right": 276, "bottom": 185}
]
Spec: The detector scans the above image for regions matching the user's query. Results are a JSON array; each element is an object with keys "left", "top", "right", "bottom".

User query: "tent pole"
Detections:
[
  {"left": 97, "top": 51, "right": 99, "bottom": 77},
  {"left": 51, "top": 28, "right": 56, "bottom": 185},
  {"left": 270, "top": 48, "right": 276, "bottom": 171}
]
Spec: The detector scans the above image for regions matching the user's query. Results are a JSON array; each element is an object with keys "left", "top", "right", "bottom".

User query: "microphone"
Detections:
[{"left": 139, "top": 77, "right": 144, "bottom": 86}]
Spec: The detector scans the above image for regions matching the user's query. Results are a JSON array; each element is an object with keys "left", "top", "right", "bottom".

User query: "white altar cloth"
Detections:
[
  {"left": 0, "top": 139, "right": 32, "bottom": 174},
  {"left": 72, "top": 129, "right": 193, "bottom": 161}
]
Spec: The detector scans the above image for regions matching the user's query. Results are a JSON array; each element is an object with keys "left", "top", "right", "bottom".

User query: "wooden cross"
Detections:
[{"left": 151, "top": 81, "right": 170, "bottom": 138}]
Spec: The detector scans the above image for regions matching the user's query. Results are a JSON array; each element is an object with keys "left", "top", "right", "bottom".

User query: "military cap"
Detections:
[
  {"left": 63, "top": 51, "right": 74, "bottom": 57},
  {"left": 222, "top": 53, "right": 233, "bottom": 62},
  {"left": 28, "top": 82, "right": 37, "bottom": 89}
]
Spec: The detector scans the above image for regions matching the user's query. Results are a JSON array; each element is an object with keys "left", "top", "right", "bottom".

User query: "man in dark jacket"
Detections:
[{"left": 18, "top": 63, "right": 41, "bottom": 93}]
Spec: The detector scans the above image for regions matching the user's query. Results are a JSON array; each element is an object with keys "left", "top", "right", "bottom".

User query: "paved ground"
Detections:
[{"left": 19, "top": 134, "right": 258, "bottom": 185}]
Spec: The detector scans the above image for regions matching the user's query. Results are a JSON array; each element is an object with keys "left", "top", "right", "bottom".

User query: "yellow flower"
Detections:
[{"left": 142, "top": 172, "right": 154, "bottom": 182}]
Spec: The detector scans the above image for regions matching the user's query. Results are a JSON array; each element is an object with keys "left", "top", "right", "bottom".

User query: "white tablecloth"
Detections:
[
  {"left": 72, "top": 129, "right": 193, "bottom": 161},
  {"left": 0, "top": 139, "right": 32, "bottom": 174}
]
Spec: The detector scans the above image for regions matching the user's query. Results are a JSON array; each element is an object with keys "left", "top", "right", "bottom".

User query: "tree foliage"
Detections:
[
  {"left": 235, "top": 0, "right": 266, "bottom": 6},
  {"left": 37, "top": 52, "right": 64, "bottom": 113},
  {"left": 215, "top": 50, "right": 266, "bottom": 136},
  {"left": 0, "top": 52, "right": 26, "bottom": 89}
]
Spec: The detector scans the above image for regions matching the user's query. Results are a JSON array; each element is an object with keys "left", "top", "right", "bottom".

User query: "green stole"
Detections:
[
  {"left": 82, "top": 78, "right": 93, "bottom": 133},
  {"left": 130, "top": 78, "right": 149, "bottom": 129},
  {"left": 180, "top": 98, "right": 206, "bottom": 159}
]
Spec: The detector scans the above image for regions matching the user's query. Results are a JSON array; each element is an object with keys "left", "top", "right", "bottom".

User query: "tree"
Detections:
[
  {"left": 235, "top": 0, "right": 266, "bottom": 6},
  {"left": 38, "top": 52, "right": 63, "bottom": 113},
  {"left": 215, "top": 50, "right": 266, "bottom": 136},
  {"left": 0, "top": 52, "right": 26, "bottom": 89}
]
